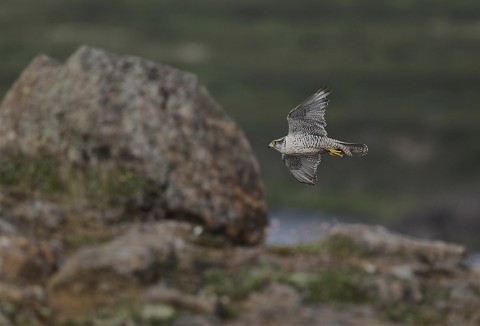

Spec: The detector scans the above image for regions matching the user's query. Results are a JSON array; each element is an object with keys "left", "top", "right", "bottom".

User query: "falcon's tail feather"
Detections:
[{"left": 338, "top": 142, "right": 368, "bottom": 156}]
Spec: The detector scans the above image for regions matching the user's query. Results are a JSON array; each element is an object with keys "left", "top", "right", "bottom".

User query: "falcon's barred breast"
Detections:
[{"left": 269, "top": 87, "right": 368, "bottom": 185}]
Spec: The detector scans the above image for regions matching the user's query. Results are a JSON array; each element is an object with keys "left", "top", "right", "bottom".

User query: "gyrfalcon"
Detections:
[{"left": 269, "top": 87, "right": 368, "bottom": 185}]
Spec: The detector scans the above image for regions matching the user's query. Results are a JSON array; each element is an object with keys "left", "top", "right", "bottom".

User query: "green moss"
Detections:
[
  {"left": 62, "top": 310, "right": 130, "bottom": 326},
  {"left": 377, "top": 285, "right": 449, "bottom": 325},
  {"left": 268, "top": 242, "right": 324, "bottom": 256},
  {"left": 204, "top": 264, "right": 278, "bottom": 300},
  {"left": 216, "top": 300, "right": 239, "bottom": 320},
  {"left": 204, "top": 262, "right": 371, "bottom": 305},
  {"left": 136, "top": 258, "right": 178, "bottom": 286},
  {"left": 62, "top": 318, "right": 95, "bottom": 326},
  {"left": 381, "top": 303, "right": 447, "bottom": 325},
  {"left": 285, "top": 268, "right": 370, "bottom": 304},
  {"left": 319, "top": 234, "right": 365, "bottom": 258},
  {"left": 306, "top": 268, "right": 369, "bottom": 303},
  {"left": 204, "top": 262, "right": 371, "bottom": 306},
  {"left": 0, "top": 299, "right": 50, "bottom": 326},
  {"left": 62, "top": 302, "right": 178, "bottom": 326},
  {"left": 0, "top": 152, "right": 159, "bottom": 211},
  {"left": 269, "top": 234, "right": 362, "bottom": 258},
  {"left": 65, "top": 162, "right": 158, "bottom": 210},
  {"left": 193, "top": 232, "right": 234, "bottom": 249},
  {"left": 0, "top": 152, "right": 63, "bottom": 195}
]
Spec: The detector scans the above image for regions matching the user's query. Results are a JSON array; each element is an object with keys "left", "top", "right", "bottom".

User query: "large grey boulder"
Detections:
[{"left": 0, "top": 46, "right": 267, "bottom": 244}]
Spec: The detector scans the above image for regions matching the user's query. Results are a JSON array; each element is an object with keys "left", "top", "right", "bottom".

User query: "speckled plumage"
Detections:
[{"left": 269, "top": 87, "right": 368, "bottom": 185}]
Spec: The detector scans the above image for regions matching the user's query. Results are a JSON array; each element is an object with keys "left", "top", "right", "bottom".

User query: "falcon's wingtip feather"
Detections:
[{"left": 316, "top": 86, "right": 331, "bottom": 96}]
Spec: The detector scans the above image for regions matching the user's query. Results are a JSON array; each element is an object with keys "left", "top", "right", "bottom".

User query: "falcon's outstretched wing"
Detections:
[
  {"left": 282, "top": 154, "right": 322, "bottom": 185},
  {"left": 287, "top": 87, "right": 330, "bottom": 137}
]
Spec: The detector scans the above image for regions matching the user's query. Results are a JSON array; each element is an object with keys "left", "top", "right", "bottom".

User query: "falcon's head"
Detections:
[{"left": 269, "top": 137, "right": 286, "bottom": 152}]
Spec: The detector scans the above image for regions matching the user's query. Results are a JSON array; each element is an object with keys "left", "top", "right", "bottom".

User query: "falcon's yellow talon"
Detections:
[{"left": 328, "top": 149, "right": 344, "bottom": 157}]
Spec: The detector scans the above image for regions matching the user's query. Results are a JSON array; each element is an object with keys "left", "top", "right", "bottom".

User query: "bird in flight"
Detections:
[{"left": 269, "top": 87, "right": 368, "bottom": 185}]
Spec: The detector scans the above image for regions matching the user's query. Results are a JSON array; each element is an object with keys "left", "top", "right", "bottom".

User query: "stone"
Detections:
[
  {"left": 0, "top": 234, "right": 57, "bottom": 284},
  {"left": 47, "top": 221, "right": 217, "bottom": 322},
  {"left": 328, "top": 224, "right": 465, "bottom": 269},
  {"left": 42, "top": 221, "right": 480, "bottom": 324},
  {"left": 0, "top": 283, "right": 45, "bottom": 304},
  {"left": 144, "top": 285, "right": 215, "bottom": 314},
  {"left": 0, "top": 219, "right": 17, "bottom": 235},
  {"left": 140, "top": 304, "right": 176, "bottom": 323},
  {"left": 8, "top": 200, "right": 66, "bottom": 240},
  {"left": 390, "top": 264, "right": 414, "bottom": 280},
  {"left": 231, "top": 283, "right": 378, "bottom": 326},
  {"left": 0, "top": 283, "right": 48, "bottom": 326},
  {"left": 0, "top": 45, "right": 267, "bottom": 244}
]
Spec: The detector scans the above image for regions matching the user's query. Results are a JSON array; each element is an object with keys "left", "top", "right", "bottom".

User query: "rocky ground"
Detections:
[
  {"left": 1, "top": 198, "right": 479, "bottom": 325},
  {"left": 1, "top": 47, "right": 479, "bottom": 325}
]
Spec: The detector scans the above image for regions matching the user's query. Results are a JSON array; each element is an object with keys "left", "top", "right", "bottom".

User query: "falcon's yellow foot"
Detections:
[{"left": 328, "top": 149, "right": 344, "bottom": 157}]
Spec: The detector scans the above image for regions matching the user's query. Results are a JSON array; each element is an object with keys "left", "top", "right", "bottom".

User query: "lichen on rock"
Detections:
[{"left": 0, "top": 45, "right": 267, "bottom": 245}]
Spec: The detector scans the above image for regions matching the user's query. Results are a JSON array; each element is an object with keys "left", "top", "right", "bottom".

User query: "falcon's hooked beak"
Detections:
[{"left": 268, "top": 141, "right": 275, "bottom": 148}]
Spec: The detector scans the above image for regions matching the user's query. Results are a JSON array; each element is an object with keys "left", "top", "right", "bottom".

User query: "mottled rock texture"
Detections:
[
  {"left": 0, "top": 234, "right": 57, "bottom": 284},
  {"left": 0, "top": 46, "right": 267, "bottom": 244},
  {"left": 47, "top": 222, "right": 207, "bottom": 320}
]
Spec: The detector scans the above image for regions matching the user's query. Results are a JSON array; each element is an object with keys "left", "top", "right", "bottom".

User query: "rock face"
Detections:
[
  {"left": 329, "top": 224, "right": 465, "bottom": 269},
  {"left": 47, "top": 222, "right": 207, "bottom": 320},
  {"left": 0, "top": 46, "right": 267, "bottom": 244},
  {"left": 0, "top": 234, "right": 57, "bottom": 284}
]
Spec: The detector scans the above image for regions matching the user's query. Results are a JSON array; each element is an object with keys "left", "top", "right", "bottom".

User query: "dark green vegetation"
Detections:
[
  {"left": 0, "top": 152, "right": 158, "bottom": 210},
  {"left": 1, "top": 0, "right": 479, "bottom": 220},
  {"left": 269, "top": 233, "right": 364, "bottom": 257},
  {"left": 204, "top": 263, "right": 370, "bottom": 305}
]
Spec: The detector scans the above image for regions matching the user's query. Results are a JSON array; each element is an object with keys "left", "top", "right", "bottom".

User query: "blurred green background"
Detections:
[{"left": 1, "top": 0, "right": 480, "bottom": 238}]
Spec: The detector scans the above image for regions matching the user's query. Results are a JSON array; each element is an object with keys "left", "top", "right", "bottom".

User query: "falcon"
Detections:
[{"left": 269, "top": 87, "right": 368, "bottom": 185}]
